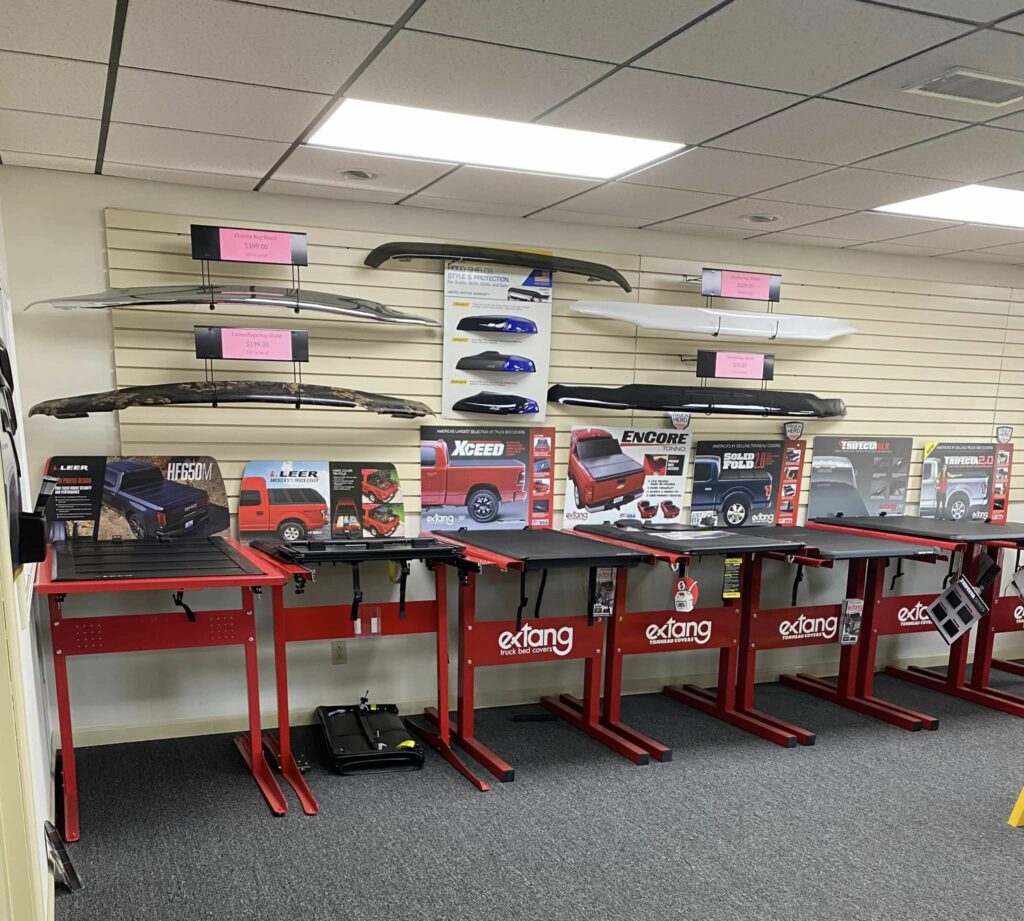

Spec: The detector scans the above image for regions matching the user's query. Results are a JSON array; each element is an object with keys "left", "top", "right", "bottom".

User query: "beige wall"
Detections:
[{"left": 2, "top": 164, "right": 1024, "bottom": 745}]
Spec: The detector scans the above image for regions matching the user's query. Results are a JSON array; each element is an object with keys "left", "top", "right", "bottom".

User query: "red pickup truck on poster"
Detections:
[
  {"left": 420, "top": 440, "right": 527, "bottom": 523},
  {"left": 362, "top": 468, "right": 400, "bottom": 503},
  {"left": 568, "top": 429, "right": 645, "bottom": 511},
  {"left": 238, "top": 476, "right": 327, "bottom": 541}
]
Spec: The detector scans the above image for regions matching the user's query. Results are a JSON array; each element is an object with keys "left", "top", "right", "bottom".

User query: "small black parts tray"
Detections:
[
  {"left": 742, "top": 525, "right": 940, "bottom": 560},
  {"left": 576, "top": 522, "right": 804, "bottom": 556},
  {"left": 363, "top": 242, "right": 632, "bottom": 292},
  {"left": 251, "top": 536, "right": 462, "bottom": 565},
  {"left": 814, "top": 516, "right": 1024, "bottom": 544},
  {"left": 51, "top": 537, "right": 262, "bottom": 581},
  {"left": 432, "top": 528, "right": 648, "bottom": 569}
]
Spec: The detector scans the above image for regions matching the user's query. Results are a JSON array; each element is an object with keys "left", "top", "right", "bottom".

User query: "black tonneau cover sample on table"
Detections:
[
  {"left": 251, "top": 537, "right": 461, "bottom": 565},
  {"left": 51, "top": 537, "right": 262, "bottom": 581},
  {"left": 431, "top": 529, "right": 648, "bottom": 569},
  {"left": 814, "top": 516, "right": 1024, "bottom": 544},
  {"left": 574, "top": 523, "right": 803, "bottom": 556},
  {"left": 741, "top": 525, "right": 940, "bottom": 560}
]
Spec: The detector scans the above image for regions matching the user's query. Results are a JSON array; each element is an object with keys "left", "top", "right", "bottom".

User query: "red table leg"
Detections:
[
  {"left": 232, "top": 587, "right": 288, "bottom": 816},
  {"left": 261, "top": 582, "right": 319, "bottom": 815},
  {"left": 50, "top": 596, "right": 80, "bottom": 843}
]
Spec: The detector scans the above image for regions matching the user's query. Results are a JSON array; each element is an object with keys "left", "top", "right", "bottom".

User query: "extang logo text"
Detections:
[
  {"left": 1014, "top": 605, "right": 1024, "bottom": 626},
  {"left": 645, "top": 618, "right": 712, "bottom": 646},
  {"left": 498, "top": 622, "right": 573, "bottom": 657},
  {"left": 898, "top": 602, "right": 931, "bottom": 626},
  {"left": 778, "top": 613, "right": 838, "bottom": 641}
]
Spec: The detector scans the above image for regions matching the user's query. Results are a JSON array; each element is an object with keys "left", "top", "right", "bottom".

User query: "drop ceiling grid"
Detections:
[{"left": 101, "top": 207, "right": 1019, "bottom": 518}]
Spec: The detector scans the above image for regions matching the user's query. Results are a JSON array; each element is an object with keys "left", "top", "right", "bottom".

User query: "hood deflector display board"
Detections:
[
  {"left": 364, "top": 242, "right": 633, "bottom": 292},
  {"left": 27, "top": 284, "right": 438, "bottom": 327},
  {"left": 30, "top": 381, "right": 432, "bottom": 420},
  {"left": 548, "top": 384, "right": 846, "bottom": 418}
]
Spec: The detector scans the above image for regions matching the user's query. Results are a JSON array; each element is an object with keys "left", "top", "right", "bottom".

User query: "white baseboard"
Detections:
[{"left": 61, "top": 646, "right": 1014, "bottom": 749}]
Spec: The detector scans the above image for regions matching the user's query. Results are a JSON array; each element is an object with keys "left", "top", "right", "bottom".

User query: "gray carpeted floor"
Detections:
[{"left": 56, "top": 671, "right": 1024, "bottom": 921}]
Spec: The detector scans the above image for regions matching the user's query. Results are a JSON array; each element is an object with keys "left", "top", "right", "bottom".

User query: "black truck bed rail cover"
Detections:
[
  {"left": 251, "top": 536, "right": 461, "bottom": 564},
  {"left": 51, "top": 537, "right": 262, "bottom": 581},
  {"left": 813, "top": 516, "right": 1024, "bottom": 544},
  {"left": 432, "top": 529, "right": 648, "bottom": 568},
  {"left": 576, "top": 522, "right": 803, "bottom": 556},
  {"left": 742, "top": 525, "right": 940, "bottom": 560}
]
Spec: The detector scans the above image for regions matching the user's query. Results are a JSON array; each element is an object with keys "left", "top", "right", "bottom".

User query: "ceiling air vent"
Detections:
[{"left": 903, "top": 67, "right": 1024, "bottom": 107}]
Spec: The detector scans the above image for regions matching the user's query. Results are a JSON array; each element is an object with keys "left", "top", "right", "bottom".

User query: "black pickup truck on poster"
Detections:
[{"left": 690, "top": 441, "right": 794, "bottom": 527}]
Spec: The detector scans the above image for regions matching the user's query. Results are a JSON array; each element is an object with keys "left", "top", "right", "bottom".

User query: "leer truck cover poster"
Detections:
[
  {"left": 690, "top": 440, "right": 803, "bottom": 527},
  {"left": 43, "top": 455, "right": 229, "bottom": 541},
  {"left": 420, "top": 426, "right": 555, "bottom": 530},
  {"left": 919, "top": 441, "right": 1012, "bottom": 523},
  {"left": 562, "top": 427, "right": 692, "bottom": 526},
  {"left": 238, "top": 460, "right": 405, "bottom": 542},
  {"left": 807, "top": 436, "right": 913, "bottom": 519}
]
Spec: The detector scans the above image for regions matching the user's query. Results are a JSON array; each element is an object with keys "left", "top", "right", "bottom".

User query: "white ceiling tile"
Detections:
[
  {"left": 635, "top": 0, "right": 967, "bottom": 94},
  {"left": 105, "top": 123, "right": 287, "bottom": 177},
  {"left": 112, "top": 69, "right": 329, "bottom": 142},
  {"left": 974, "top": 241, "right": 1024, "bottom": 257},
  {"left": 858, "top": 125, "right": 1024, "bottom": 181},
  {"left": 757, "top": 167, "right": 960, "bottom": 209},
  {"left": 748, "top": 232, "right": 862, "bottom": 248},
  {"left": 403, "top": 195, "right": 531, "bottom": 217},
  {"left": 530, "top": 209, "right": 647, "bottom": 228},
  {"left": 421, "top": 167, "right": 599, "bottom": 210},
  {"left": 663, "top": 197, "right": 850, "bottom": 232},
  {"left": 891, "top": 223, "right": 1024, "bottom": 250},
  {"left": 0, "top": 52, "right": 107, "bottom": 118},
  {"left": 945, "top": 250, "right": 1024, "bottom": 263},
  {"left": 0, "top": 152, "right": 94, "bottom": 173},
  {"left": 0, "top": 109, "right": 99, "bottom": 158},
  {"left": 982, "top": 170, "right": 1024, "bottom": 190},
  {"left": 847, "top": 240, "right": 951, "bottom": 256},
  {"left": 120, "top": 0, "right": 387, "bottom": 92},
  {"left": 995, "top": 11, "right": 1024, "bottom": 32},
  {"left": 540, "top": 69, "right": 798, "bottom": 144},
  {"left": 779, "top": 211, "right": 958, "bottom": 241},
  {"left": 103, "top": 161, "right": 257, "bottom": 190},
  {"left": 409, "top": 0, "right": 720, "bottom": 63},
  {"left": 828, "top": 31, "right": 1024, "bottom": 123},
  {"left": 535, "top": 183, "right": 729, "bottom": 223},
  {"left": 260, "top": 179, "right": 407, "bottom": 203},
  {"left": 888, "top": 1, "right": 1024, "bottom": 20},
  {"left": 711, "top": 99, "right": 959, "bottom": 164},
  {"left": 622, "top": 147, "right": 830, "bottom": 196},
  {"left": 276, "top": 147, "right": 454, "bottom": 193},
  {"left": 231, "top": 1, "right": 412, "bottom": 24},
  {"left": 645, "top": 221, "right": 753, "bottom": 238},
  {"left": 2, "top": 0, "right": 116, "bottom": 62},
  {"left": 989, "top": 110, "right": 1024, "bottom": 131},
  {"left": 347, "top": 31, "right": 608, "bottom": 121}
]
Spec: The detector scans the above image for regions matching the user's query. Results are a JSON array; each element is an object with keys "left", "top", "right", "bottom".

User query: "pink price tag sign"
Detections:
[
  {"left": 715, "top": 352, "right": 765, "bottom": 380},
  {"left": 218, "top": 227, "right": 293, "bottom": 264},
  {"left": 221, "top": 328, "right": 293, "bottom": 361},
  {"left": 720, "top": 271, "right": 772, "bottom": 301}
]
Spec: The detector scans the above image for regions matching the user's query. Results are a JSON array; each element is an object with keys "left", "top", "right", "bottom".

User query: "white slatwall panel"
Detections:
[{"left": 104, "top": 208, "right": 1022, "bottom": 519}]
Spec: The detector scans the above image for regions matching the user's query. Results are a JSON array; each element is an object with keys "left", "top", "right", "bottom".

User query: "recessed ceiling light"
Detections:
[
  {"left": 875, "top": 184, "right": 1024, "bottom": 229},
  {"left": 339, "top": 168, "right": 378, "bottom": 181},
  {"left": 740, "top": 213, "right": 781, "bottom": 224},
  {"left": 307, "top": 98, "right": 683, "bottom": 180}
]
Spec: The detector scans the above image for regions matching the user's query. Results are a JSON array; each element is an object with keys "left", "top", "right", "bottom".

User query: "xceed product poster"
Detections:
[
  {"left": 562, "top": 427, "right": 692, "bottom": 527},
  {"left": 420, "top": 426, "right": 555, "bottom": 530},
  {"left": 919, "top": 441, "right": 1012, "bottom": 523},
  {"left": 807, "top": 436, "right": 913, "bottom": 519},
  {"left": 43, "top": 456, "right": 229, "bottom": 541},
  {"left": 443, "top": 261, "right": 552, "bottom": 421},
  {"left": 690, "top": 440, "right": 801, "bottom": 527},
  {"left": 239, "top": 460, "right": 405, "bottom": 541}
]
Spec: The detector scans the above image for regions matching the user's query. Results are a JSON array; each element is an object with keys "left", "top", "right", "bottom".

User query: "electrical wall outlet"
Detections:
[{"left": 331, "top": 641, "right": 347, "bottom": 665}]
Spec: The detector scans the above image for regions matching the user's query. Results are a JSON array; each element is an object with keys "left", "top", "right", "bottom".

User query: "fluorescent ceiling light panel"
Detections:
[
  {"left": 875, "top": 185, "right": 1024, "bottom": 229},
  {"left": 307, "top": 99, "right": 683, "bottom": 180}
]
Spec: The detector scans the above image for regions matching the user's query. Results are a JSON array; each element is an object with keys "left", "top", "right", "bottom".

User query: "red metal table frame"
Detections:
[
  {"left": 257, "top": 557, "right": 489, "bottom": 814},
  {"left": 813, "top": 523, "right": 1024, "bottom": 719},
  {"left": 35, "top": 539, "right": 287, "bottom": 842},
  {"left": 424, "top": 538, "right": 650, "bottom": 782}
]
